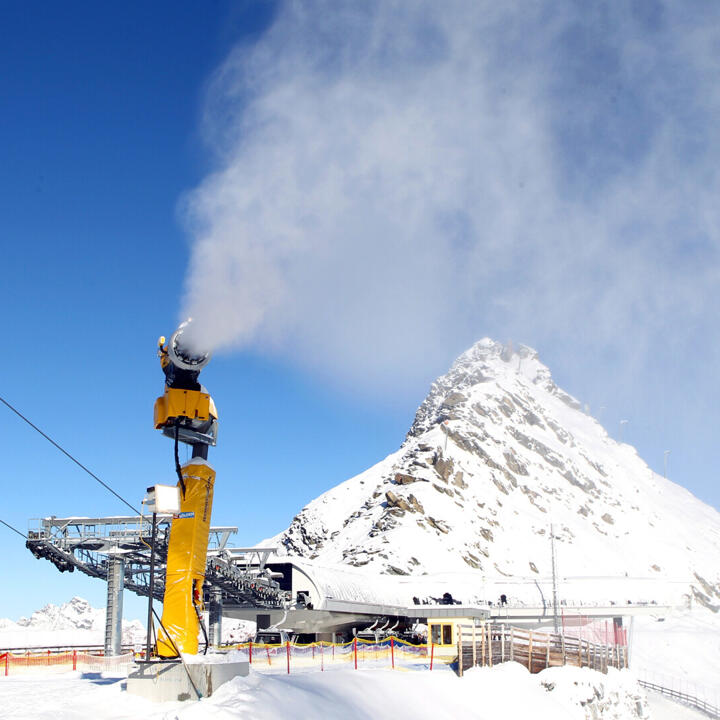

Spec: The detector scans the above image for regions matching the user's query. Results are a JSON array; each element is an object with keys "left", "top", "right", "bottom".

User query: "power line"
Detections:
[
  {"left": 0, "top": 518, "right": 26, "bottom": 539},
  {"left": 0, "top": 393, "right": 140, "bottom": 514}
]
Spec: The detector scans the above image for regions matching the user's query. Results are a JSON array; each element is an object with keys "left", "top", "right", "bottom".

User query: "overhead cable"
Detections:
[
  {"left": 0, "top": 393, "right": 140, "bottom": 514},
  {"left": 0, "top": 518, "right": 26, "bottom": 539}
]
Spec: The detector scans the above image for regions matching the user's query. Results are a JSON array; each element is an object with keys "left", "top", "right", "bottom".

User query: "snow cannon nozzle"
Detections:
[
  {"left": 157, "top": 319, "right": 212, "bottom": 393},
  {"left": 167, "top": 318, "right": 211, "bottom": 372}
]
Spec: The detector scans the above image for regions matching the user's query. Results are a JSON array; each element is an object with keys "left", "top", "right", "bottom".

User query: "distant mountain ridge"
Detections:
[
  {"left": 0, "top": 596, "right": 255, "bottom": 649},
  {"left": 0, "top": 597, "right": 144, "bottom": 648},
  {"left": 271, "top": 339, "right": 720, "bottom": 608},
  {"left": 16, "top": 596, "right": 104, "bottom": 631}
]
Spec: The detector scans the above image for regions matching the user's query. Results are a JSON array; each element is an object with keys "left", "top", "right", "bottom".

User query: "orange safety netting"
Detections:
[
  {"left": 0, "top": 650, "right": 134, "bottom": 676},
  {"left": 560, "top": 616, "right": 628, "bottom": 645},
  {"left": 222, "top": 637, "right": 451, "bottom": 674}
]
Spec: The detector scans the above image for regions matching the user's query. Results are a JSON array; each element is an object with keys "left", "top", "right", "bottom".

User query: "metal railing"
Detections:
[{"left": 639, "top": 679, "right": 720, "bottom": 719}]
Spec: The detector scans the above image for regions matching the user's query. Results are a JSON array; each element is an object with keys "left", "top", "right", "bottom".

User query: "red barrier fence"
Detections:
[
  {"left": 225, "top": 625, "right": 628, "bottom": 678},
  {"left": 225, "top": 637, "right": 437, "bottom": 674},
  {"left": 0, "top": 624, "right": 629, "bottom": 680},
  {"left": 0, "top": 649, "right": 133, "bottom": 676},
  {"left": 561, "top": 614, "right": 628, "bottom": 646}
]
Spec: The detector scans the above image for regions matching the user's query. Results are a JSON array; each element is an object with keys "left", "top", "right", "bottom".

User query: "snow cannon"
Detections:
[
  {"left": 154, "top": 318, "right": 217, "bottom": 450},
  {"left": 166, "top": 318, "right": 211, "bottom": 376},
  {"left": 153, "top": 318, "right": 218, "bottom": 658}
]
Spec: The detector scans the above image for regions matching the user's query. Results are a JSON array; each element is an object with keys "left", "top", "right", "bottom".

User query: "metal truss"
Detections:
[{"left": 26, "top": 516, "right": 289, "bottom": 609}]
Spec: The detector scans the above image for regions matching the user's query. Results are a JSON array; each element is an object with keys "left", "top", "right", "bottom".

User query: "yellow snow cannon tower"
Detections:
[{"left": 153, "top": 319, "right": 218, "bottom": 657}]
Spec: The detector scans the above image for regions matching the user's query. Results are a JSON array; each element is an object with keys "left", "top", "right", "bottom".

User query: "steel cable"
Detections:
[{"left": 0, "top": 393, "right": 140, "bottom": 514}]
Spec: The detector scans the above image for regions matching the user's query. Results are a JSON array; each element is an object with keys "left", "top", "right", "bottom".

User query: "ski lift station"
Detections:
[
  {"left": 25, "top": 514, "right": 491, "bottom": 646},
  {"left": 26, "top": 513, "right": 670, "bottom": 654}
]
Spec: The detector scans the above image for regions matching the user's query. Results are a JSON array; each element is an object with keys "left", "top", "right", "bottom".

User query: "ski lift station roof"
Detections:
[
  {"left": 224, "top": 555, "right": 673, "bottom": 636},
  {"left": 262, "top": 555, "right": 482, "bottom": 609},
  {"left": 223, "top": 555, "right": 491, "bottom": 634}
]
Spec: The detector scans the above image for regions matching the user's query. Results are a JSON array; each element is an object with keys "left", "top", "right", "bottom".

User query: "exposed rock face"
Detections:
[
  {"left": 394, "top": 473, "right": 418, "bottom": 485},
  {"left": 271, "top": 339, "right": 720, "bottom": 605}
]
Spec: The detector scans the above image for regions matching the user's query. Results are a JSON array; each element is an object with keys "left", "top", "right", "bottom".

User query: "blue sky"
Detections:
[{"left": 2, "top": 1, "right": 719, "bottom": 622}]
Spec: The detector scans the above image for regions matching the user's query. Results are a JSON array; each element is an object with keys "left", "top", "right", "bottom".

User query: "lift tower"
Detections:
[{"left": 153, "top": 319, "right": 218, "bottom": 656}]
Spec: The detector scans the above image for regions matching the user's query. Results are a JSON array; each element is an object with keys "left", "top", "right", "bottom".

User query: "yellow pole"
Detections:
[{"left": 157, "top": 460, "right": 216, "bottom": 656}]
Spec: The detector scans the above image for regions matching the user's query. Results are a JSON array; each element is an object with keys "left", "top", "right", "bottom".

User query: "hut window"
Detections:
[
  {"left": 430, "top": 623, "right": 453, "bottom": 645},
  {"left": 431, "top": 625, "right": 441, "bottom": 644}
]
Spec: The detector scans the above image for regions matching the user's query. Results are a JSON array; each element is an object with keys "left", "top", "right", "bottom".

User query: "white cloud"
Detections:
[{"left": 180, "top": 0, "right": 720, "bottom": 396}]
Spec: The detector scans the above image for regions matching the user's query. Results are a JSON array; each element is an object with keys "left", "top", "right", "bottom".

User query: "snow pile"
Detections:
[
  {"left": 537, "top": 666, "right": 649, "bottom": 720},
  {"left": 0, "top": 597, "right": 144, "bottom": 649},
  {"left": 0, "top": 664, "right": 658, "bottom": 720},
  {"left": 220, "top": 617, "right": 255, "bottom": 645},
  {"left": 173, "top": 665, "right": 650, "bottom": 720}
]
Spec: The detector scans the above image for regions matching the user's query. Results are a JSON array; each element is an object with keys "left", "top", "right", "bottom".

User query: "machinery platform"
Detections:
[
  {"left": 127, "top": 659, "right": 249, "bottom": 702},
  {"left": 26, "top": 515, "right": 289, "bottom": 609}
]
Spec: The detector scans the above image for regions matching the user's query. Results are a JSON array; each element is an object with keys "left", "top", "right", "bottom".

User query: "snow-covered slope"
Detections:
[
  {"left": 272, "top": 339, "right": 720, "bottom": 609},
  {"left": 0, "top": 665, "right": 657, "bottom": 720},
  {"left": 0, "top": 597, "right": 144, "bottom": 648}
]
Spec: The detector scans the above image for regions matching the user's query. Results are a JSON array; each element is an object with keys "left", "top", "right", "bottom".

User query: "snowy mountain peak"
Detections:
[
  {"left": 272, "top": 339, "right": 720, "bottom": 610},
  {"left": 408, "top": 339, "right": 577, "bottom": 440},
  {"left": 451, "top": 337, "right": 543, "bottom": 378},
  {"left": 17, "top": 596, "right": 96, "bottom": 630},
  {"left": 1, "top": 597, "right": 145, "bottom": 648}
]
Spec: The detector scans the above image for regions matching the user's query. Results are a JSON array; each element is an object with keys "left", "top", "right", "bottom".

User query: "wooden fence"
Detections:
[{"left": 456, "top": 623, "right": 628, "bottom": 676}]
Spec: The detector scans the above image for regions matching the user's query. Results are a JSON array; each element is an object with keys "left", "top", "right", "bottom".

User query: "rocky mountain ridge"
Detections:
[
  {"left": 0, "top": 597, "right": 257, "bottom": 648},
  {"left": 15, "top": 596, "right": 102, "bottom": 630},
  {"left": 0, "top": 596, "right": 145, "bottom": 647},
  {"left": 271, "top": 339, "right": 720, "bottom": 608}
]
